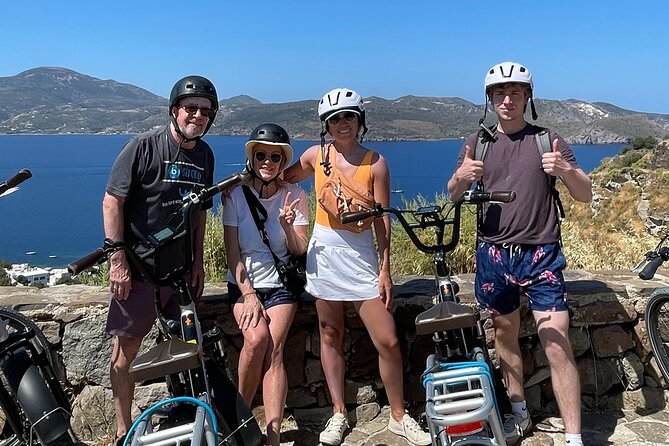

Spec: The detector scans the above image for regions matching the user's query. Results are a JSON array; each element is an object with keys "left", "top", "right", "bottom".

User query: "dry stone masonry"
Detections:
[{"left": 1, "top": 269, "right": 668, "bottom": 442}]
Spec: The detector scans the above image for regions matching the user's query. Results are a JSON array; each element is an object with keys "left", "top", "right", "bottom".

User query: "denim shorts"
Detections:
[
  {"left": 227, "top": 283, "right": 297, "bottom": 309},
  {"left": 475, "top": 241, "right": 568, "bottom": 316}
]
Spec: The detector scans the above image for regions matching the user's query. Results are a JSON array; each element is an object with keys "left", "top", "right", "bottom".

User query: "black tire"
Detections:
[
  {"left": 645, "top": 289, "right": 669, "bottom": 381},
  {"left": 0, "top": 306, "right": 73, "bottom": 446},
  {"left": 0, "top": 307, "right": 62, "bottom": 379}
]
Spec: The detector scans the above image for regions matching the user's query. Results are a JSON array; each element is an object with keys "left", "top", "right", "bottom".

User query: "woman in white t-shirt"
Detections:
[{"left": 223, "top": 123, "right": 308, "bottom": 446}]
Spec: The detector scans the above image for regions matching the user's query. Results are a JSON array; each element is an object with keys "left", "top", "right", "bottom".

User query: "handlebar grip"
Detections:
[
  {"left": 639, "top": 254, "right": 665, "bottom": 280},
  {"left": 489, "top": 191, "right": 516, "bottom": 203},
  {"left": 68, "top": 248, "right": 105, "bottom": 275},
  {"left": 214, "top": 171, "right": 248, "bottom": 193},
  {"left": 5, "top": 169, "right": 32, "bottom": 188},
  {"left": 341, "top": 209, "right": 375, "bottom": 224}
]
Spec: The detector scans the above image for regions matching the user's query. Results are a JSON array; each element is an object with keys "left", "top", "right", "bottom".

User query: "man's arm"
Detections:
[
  {"left": 103, "top": 192, "right": 132, "bottom": 299},
  {"left": 447, "top": 145, "right": 482, "bottom": 199},
  {"left": 542, "top": 138, "right": 593, "bottom": 203}
]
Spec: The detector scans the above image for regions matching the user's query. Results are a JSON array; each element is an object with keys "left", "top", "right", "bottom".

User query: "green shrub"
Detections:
[{"left": 204, "top": 206, "right": 228, "bottom": 283}]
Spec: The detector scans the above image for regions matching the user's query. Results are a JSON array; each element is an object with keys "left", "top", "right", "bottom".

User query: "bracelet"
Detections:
[{"left": 242, "top": 290, "right": 255, "bottom": 297}]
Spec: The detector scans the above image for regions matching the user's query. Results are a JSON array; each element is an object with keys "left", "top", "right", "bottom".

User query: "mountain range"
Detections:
[{"left": 1, "top": 67, "right": 667, "bottom": 144}]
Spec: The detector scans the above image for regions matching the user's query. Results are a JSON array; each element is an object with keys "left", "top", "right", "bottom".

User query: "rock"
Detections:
[
  {"left": 579, "top": 356, "right": 623, "bottom": 395},
  {"left": 592, "top": 326, "right": 635, "bottom": 357},
  {"left": 286, "top": 387, "right": 318, "bottom": 408},
  {"left": 62, "top": 309, "right": 113, "bottom": 386},
  {"left": 305, "top": 358, "right": 325, "bottom": 384},
  {"left": 622, "top": 387, "right": 666, "bottom": 413},
  {"left": 572, "top": 300, "right": 636, "bottom": 326},
  {"left": 354, "top": 402, "right": 380, "bottom": 423},
  {"left": 620, "top": 352, "right": 645, "bottom": 390},
  {"left": 70, "top": 385, "right": 116, "bottom": 441},
  {"left": 525, "top": 367, "right": 551, "bottom": 388}
]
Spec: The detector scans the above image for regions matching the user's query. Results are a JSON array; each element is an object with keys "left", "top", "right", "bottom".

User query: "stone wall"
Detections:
[{"left": 1, "top": 269, "right": 668, "bottom": 441}]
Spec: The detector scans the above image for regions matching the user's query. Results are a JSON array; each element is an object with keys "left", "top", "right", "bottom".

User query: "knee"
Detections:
[
  {"left": 320, "top": 322, "right": 343, "bottom": 346},
  {"left": 243, "top": 329, "right": 270, "bottom": 357},
  {"left": 541, "top": 335, "right": 574, "bottom": 364},
  {"left": 378, "top": 333, "right": 400, "bottom": 354},
  {"left": 111, "top": 336, "right": 142, "bottom": 370},
  {"left": 494, "top": 324, "right": 518, "bottom": 344}
]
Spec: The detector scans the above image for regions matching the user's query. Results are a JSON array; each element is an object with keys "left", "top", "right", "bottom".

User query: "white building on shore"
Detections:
[{"left": 5, "top": 264, "right": 71, "bottom": 287}]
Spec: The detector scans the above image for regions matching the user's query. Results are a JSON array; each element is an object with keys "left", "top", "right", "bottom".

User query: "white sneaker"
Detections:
[
  {"left": 503, "top": 412, "right": 533, "bottom": 444},
  {"left": 319, "top": 413, "right": 349, "bottom": 446},
  {"left": 388, "top": 414, "right": 431, "bottom": 446}
]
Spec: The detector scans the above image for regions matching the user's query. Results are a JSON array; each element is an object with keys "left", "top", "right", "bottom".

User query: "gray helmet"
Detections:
[{"left": 169, "top": 75, "right": 219, "bottom": 137}]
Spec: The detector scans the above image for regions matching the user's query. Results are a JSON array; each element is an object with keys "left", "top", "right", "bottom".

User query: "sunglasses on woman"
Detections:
[
  {"left": 327, "top": 111, "right": 358, "bottom": 125},
  {"left": 255, "top": 151, "right": 283, "bottom": 163}
]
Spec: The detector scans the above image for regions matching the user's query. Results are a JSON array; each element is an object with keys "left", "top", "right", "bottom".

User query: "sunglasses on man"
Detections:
[
  {"left": 181, "top": 105, "right": 216, "bottom": 118},
  {"left": 327, "top": 111, "right": 358, "bottom": 125},
  {"left": 255, "top": 151, "right": 283, "bottom": 163}
]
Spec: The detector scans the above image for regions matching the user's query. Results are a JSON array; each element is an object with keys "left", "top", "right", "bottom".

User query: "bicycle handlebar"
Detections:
[
  {"left": 464, "top": 190, "right": 516, "bottom": 204},
  {"left": 638, "top": 246, "right": 669, "bottom": 280},
  {"left": 0, "top": 169, "right": 32, "bottom": 196},
  {"left": 67, "top": 248, "right": 105, "bottom": 275},
  {"left": 68, "top": 171, "right": 248, "bottom": 276},
  {"left": 341, "top": 190, "right": 515, "bottom": 255}
]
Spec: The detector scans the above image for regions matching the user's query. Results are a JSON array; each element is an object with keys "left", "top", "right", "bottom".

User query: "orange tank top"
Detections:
[{"left": 315, "top": 145, "right": 375, "bottom": 230}]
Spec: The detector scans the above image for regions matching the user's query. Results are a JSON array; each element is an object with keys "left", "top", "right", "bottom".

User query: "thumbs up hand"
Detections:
[
  {"left": 456, "top": 145, "right": 485, "bottom": 183},
  {"left": 541, "top": 138, "right": 571, "bottom": 177}
]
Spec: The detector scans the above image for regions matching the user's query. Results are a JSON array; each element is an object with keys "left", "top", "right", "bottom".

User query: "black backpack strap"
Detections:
[
  {"left": 533, "top": 126, "right": 565, "bottom": 219},
  {"left": 473, "top": 124, "right": 497, "bottom": 163},
  {"left": 241, "top": 186, "right": 283, "bottom": 266},
  {"left": 533, "top": 127, "right": 565, "bottom": 245}
]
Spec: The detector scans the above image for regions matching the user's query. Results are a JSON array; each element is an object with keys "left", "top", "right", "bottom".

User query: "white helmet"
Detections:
[
  {"left": 484, "top": 62, "right": 533, "bottom": 93},
  {"left": 318, "top": 88, "right": 366, "bottom": 122}
]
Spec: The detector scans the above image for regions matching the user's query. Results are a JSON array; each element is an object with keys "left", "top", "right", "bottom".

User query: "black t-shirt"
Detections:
[
  {"left": 455, "top": 124, "right": 581, "bottom": 244},
  {"left": 106, "top": 125, "right": 215, "bottom": 248}
]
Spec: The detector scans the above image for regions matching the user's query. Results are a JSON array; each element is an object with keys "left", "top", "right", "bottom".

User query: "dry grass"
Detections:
[{"left": 560, "top": 176, "right": 658, "bottom": 271}]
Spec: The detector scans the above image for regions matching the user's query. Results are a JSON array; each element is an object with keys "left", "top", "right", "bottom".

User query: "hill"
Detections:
[
  {"left": 1, "top": 67, "right": 668, "bottom": 144},
  {"left": 557, "top": 136, "right": 669, "bottom": 270}
]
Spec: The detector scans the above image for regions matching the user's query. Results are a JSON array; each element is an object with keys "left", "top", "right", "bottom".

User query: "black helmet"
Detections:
[
  {"left": 169, "top": 75, "right": 219, "bottom": 137},
  {"left": 245, "top": 123, "right": 293, "bottom": 167}
]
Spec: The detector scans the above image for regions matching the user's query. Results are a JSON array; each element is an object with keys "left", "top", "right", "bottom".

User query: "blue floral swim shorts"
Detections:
[{"left": 474, "top": 241, "right": 568, "bottom": 316}]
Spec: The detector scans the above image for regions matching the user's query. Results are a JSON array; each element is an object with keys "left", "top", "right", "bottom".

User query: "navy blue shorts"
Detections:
[
  {"left": 475, "top": 241, "right": 568, "bottom": 316},
  {"left": 227, "top": 283, "right": 297, "bottom": 309}
]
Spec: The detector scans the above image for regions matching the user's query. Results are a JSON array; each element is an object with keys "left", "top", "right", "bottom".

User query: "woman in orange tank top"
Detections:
[{"left": 284, "top": 88, "right": 430, "bottom": 446}]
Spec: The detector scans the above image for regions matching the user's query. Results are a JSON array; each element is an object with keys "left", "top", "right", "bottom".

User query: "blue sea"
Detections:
[{"left": 0, "top": 135, "right": 622, "bottom": 268}]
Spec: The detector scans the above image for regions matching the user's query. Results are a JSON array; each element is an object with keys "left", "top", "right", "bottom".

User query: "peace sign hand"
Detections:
[{"left": 279, "top": 191, "right": 300, "bottom": 227}]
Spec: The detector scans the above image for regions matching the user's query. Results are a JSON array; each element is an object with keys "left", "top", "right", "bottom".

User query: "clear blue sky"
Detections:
[{"left": 3, "top": 0, "right": 667, "bottom": 113}]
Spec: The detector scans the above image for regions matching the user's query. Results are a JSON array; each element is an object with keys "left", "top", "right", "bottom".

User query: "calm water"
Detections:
[{"left": 0, "top": 135, "right": 622, "bottom": 267}]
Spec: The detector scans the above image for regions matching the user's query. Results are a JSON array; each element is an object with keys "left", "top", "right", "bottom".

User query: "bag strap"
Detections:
[
  {"left": 241, "top": 185, "right": 284, "bottom": 267},
  {"left": 473, "top": 124, "right": 497, "bottom": 163},
  {"left": 533, "top": 126, "right": 565, "bottom": 221}
]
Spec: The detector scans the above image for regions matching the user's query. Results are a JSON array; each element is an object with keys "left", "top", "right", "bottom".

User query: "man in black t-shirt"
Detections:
[
  {"left": 102, "top": 75, "right": 218, "bottom": 442},
  {"left": 448, "top": 62, "right": 592, "bottom": 446}
]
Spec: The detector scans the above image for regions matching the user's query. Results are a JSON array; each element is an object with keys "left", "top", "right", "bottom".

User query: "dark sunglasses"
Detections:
[
  {"left": 327, "top": 111, "right": 358, "bottom": 125},
  {"left": 255, "top": 151, "right": 283, "bottom": 163},
  {"left": 181, "top": 105, "right": 215, "bottom": 118}
]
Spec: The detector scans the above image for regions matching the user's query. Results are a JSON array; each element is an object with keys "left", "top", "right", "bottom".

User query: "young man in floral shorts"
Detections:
[{"left": 448, "top": 62, "right": 592, "bottom": 446}]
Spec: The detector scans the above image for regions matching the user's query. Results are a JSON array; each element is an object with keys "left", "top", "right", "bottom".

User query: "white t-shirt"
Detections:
[{"left": 223, "top": 182, "right": 308, "bottom": 288}]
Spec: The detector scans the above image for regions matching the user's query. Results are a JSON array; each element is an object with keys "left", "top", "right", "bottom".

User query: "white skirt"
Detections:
[{"left": 305, "top": 223, "right": 379, "bottom": 301}]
